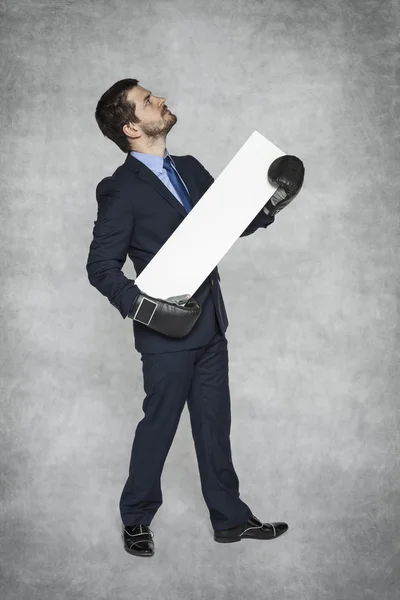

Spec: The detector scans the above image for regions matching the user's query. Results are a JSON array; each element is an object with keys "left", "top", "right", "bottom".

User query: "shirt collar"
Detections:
[{"left": 131, "top": 148, "right": 173, "bottom": 175}]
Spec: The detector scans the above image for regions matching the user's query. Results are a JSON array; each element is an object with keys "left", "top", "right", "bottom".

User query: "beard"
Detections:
[{"left": 141, "top": 112, "right": 178, "bottom": 140}]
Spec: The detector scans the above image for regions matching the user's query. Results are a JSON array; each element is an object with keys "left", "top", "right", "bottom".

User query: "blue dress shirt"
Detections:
[{"left": 131, "top": 148, "right": 191, "bottom": 208}]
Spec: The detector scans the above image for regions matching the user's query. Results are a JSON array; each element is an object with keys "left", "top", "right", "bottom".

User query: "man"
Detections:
[{"left": 87, "top": 78, "right": 304, "bottom": 558}]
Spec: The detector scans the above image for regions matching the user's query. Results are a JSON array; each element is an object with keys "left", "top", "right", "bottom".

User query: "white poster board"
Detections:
[{"left": 134, "top": 130, "right": 285, "bottom": 299}]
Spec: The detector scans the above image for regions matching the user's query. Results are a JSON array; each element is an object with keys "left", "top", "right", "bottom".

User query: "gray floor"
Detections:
[{"left": 1, "top": 0, "right": 399, "bottom": 599}]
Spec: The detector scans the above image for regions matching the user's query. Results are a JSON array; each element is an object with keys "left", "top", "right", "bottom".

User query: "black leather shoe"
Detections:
[
  {"left": 214, "top": 515, "right": 288, "bottom": 543},
  {"left": 122, "top": 524, "right": 155, "bottom": 557}
]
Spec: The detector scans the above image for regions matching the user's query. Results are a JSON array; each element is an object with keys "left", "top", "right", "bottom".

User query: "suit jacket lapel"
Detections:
[{"left": 124, "top": 153, "right": 200, "bottom": 217}]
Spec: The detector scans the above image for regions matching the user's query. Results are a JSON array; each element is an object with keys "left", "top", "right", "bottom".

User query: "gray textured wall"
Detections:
[{"left": 1, "top": 0, "right": 399, "bottom": 598}]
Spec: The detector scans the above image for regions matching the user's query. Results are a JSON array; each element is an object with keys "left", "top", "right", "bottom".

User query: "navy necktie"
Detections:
[{"left": 163, "top": 156, "right": 193, "bottom": 213}]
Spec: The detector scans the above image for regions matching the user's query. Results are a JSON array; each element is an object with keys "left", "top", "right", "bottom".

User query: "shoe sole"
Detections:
[
  {"left": 214, "top": 534, "right": 242, "bottom": 543},
  {"left": 214, "top": 531, "right": 287, "bottom": 543},
  {"left": 124, "top": 546, "right": 155, "bottom": 557}
]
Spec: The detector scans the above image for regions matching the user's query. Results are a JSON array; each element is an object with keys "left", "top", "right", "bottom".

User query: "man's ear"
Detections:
[{"left": 123, "top": 122, "right": 140, "bottom": 139}]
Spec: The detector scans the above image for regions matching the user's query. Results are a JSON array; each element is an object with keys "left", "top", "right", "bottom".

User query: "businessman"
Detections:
[{"left": 87, "top": 78, "right": 304, "bottom": 557}]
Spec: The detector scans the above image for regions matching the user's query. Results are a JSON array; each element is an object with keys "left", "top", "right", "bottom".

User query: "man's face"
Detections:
[{"left": 126, "top": 85, "right": 177, "bottom": 142}]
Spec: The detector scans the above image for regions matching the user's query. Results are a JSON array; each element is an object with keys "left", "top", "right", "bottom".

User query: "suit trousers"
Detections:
[{"left": 119, "top": 328, "right": 253, "bottom": 531}]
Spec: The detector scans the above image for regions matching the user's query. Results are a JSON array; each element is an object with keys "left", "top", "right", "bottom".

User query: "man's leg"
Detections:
[
  {"left": 186, "top": 331, "right": 253, "bottom": 531},
  {"left": 120, "top": 349, "right": 195, "bottom": 526}
]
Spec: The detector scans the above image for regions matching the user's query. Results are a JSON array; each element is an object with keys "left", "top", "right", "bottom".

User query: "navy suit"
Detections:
[{"left": 86, "top": 151, "right": 275, "bottom": 529}]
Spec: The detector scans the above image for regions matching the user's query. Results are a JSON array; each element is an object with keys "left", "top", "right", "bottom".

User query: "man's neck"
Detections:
[{"left": 130, "top": 141, "right": 167, "bottom": 157}]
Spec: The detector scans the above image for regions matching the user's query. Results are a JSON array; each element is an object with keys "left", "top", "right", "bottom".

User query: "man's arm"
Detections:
[
  {"left": 188, "top": 155, "right": 275, "bottom": 237},
  {"left": 86, "top": 178, "right": 141, "bottom": 318}
]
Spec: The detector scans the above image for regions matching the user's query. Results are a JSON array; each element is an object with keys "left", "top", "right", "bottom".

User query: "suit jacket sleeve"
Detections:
[
  {"left": 188, "top": 155, "right": 275, "bottom": 237},
  {"left": 86, "top": 178, "right": 141, "bottom": 319}
]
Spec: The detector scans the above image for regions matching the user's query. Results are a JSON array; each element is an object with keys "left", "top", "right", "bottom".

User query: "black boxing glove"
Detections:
[
  {"left": 128, "top": 289, "right": 202, "bottom": 338},
  {"left": 263, "top": 155, "right": 305, "bottom": 216}
]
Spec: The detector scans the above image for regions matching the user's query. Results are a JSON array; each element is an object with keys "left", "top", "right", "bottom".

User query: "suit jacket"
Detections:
[{"left": 86, "top": 152, "right": 275, "bottom": 353}]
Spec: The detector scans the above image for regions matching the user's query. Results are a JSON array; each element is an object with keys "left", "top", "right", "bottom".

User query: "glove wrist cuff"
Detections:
[{"left": 129, "top": 294, "right": 159, "bottom": 325}]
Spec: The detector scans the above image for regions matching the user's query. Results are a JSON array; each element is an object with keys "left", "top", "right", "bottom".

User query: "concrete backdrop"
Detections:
[{"left": 1, "top": 0, "right": 399, "bottom": 598}]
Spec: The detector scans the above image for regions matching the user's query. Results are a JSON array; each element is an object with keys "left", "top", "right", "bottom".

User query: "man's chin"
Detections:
[{"left": 165, "top": 114, "right": 177, "bottom": 131}]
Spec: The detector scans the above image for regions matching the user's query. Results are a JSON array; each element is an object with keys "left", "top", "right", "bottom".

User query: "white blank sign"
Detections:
[{"left": 134, "top": 130, "right": 285, "bottom": 299}]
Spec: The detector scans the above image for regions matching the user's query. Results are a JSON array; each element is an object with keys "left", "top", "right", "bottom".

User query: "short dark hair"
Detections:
[{"left": 95, "top": 78, "right": 140, "bottom": 153}]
